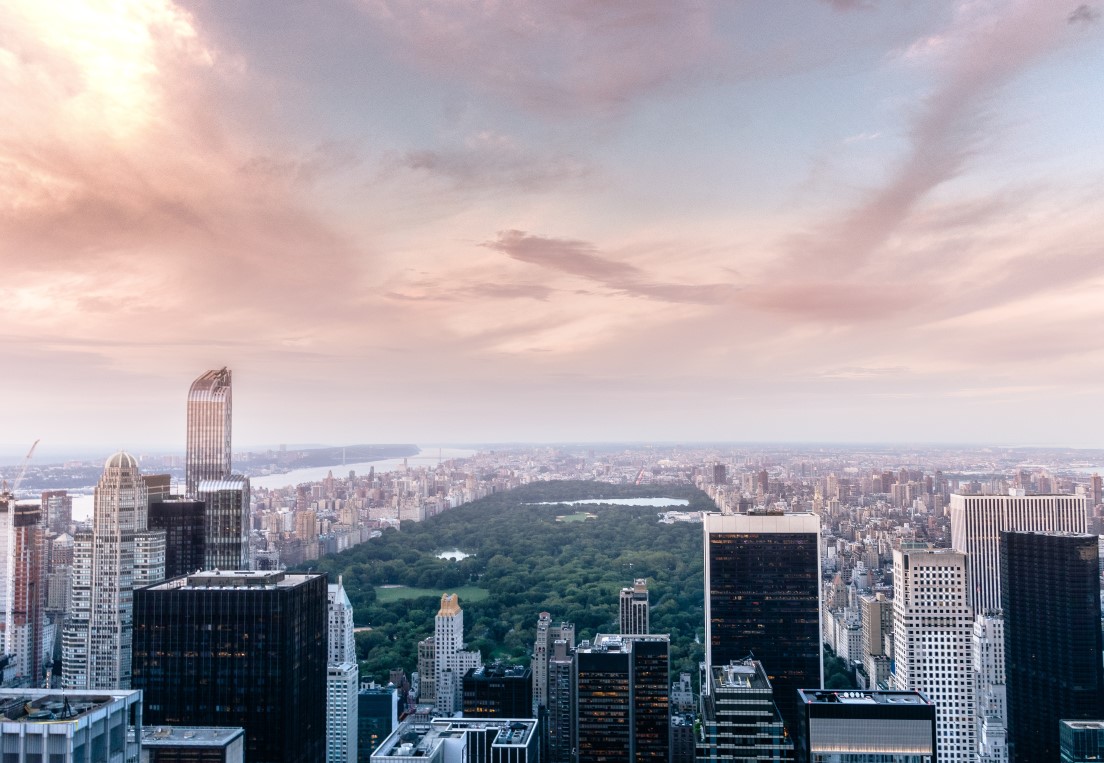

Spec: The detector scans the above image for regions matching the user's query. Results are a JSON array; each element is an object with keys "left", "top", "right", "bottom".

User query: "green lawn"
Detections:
[
  {"left": 556, "top": 512, "right": 597, "bottom": 522},
  {"left": 375, "top": 584, "right": 490, "bottom": 603}
]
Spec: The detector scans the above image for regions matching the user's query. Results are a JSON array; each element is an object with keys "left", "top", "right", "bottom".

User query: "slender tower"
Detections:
[
  {"left": 186, "top": 368, "right": 232, "bottom": 499},
  {"left": 0, "top": 495, "right": 45, "bottom": 686}
]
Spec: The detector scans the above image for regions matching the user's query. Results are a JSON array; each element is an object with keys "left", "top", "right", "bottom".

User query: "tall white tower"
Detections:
[
  {"left": 326, "top": 578, "right": 358, "bottom": 763},
  {"left": 892, "top": 548, "right": 976, "bottom": 763},
  {"left": 434, "top": 593, "right": 482, "bottom": 716},
  {"left": 62, "top": 452, "right": 164, "bottom": 690}
]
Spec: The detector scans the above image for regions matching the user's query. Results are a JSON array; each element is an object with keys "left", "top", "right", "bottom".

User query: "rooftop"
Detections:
[
  {"left": 709, "top": 660, "right": 772, "bottom": 691},
  {"left": 0, "top": 690, "right": 140, "bottom": 723},
  {"left": 798, "top": 689, "right": 934, "bottom": 706},
  {"left": 373, "top": 718, "right": 537, "bottom": 759},
  {"left": 140, "top": 727, "right": 245, "bottom": 747},
  {"left": 146, "top": 570, "right": 322, "bottom": 590}
]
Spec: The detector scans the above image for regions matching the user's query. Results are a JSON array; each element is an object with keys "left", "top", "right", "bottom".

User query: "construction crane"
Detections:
[{"left": 0, "top": 439, "right": 40, "bottom": 496}]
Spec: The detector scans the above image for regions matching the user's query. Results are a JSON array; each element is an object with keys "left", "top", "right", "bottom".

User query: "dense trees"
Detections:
[{"left": 301, "top": 481, "right": 711, "bottom": 683}]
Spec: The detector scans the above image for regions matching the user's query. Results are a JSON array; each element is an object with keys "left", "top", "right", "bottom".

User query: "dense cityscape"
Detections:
[{"left": 2, "top": 369, "right": 1104, "bottom": 762}]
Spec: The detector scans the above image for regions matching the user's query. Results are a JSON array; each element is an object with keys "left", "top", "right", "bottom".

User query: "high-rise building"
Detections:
[
  {"left": 40, "top": 490, "right": 71, "bottom": 534},
  {"left": 462, "top": 663, "right": 532, "bottom": 718},
  {"left": 0, "top": 496, "right": 46, "bottom": 687},
  {"left": 0, "top": 689, "right": 142, "bottom": 763},
  {"left": 973, "top": 614, "right": 1007, "bottom": 763},
  {"left": 531, "top": 612, "right": 551, "bottom": 713},
  {"left": 327, "top": 578, "right": 358, "bottom": 763},
  {"left": 891, "top": 548, "right": 975, "bottom": 762},
  {"left": 697, "top": 660, "right": 793, "bottom": 762},
  {"left": 574, "top": 633, "right": 669, "bottom": 762},
  {"left": 140, "top": 726, "right": 245, "bottom": 763},
  {"left": 1061, "top": 721, "right": 1104, "bottom": 763},
  {"left": 712, "top": 464, "right": 727, "bottom": 485},
  {"left": 186, "top": 368, "right": 233, "bottom": 499},
  {"left": 434, "top": 594, "right": 483, "bottom": 716},
  {"left": 197, "top": 477, "right": 250, "bottom": 571},
  {"left": 372, "top": 718, "right": 539, "bottom": 762},
  {"left": 133, "top": 570, "right": 328, "bottom": 763},
  {"left": 949, "top": 492, "right": 1088, "bottom": 613},
  {"left": 358, "top": 684, "right": 399, "bottom": 758},
  {"left": 1001, "top": 531, "right": 1104, "bottom": 763},
  {"left": 619, "top": 578, "right": 649, "bottom": 635},
  {"left": 148, "top": 498, "right": 206, "bottom": 579},
  {"left": 704, "top": 511, "right": 822, "bottom": 736},
  {"left": 546, "top": 640, "right": 574, "bottom": 763},
  {"left": 62, "top": 452, "right": 164, "bottom": 690},
  {"left": 795, "top": 689, "right": 936, "bottom": 763}
]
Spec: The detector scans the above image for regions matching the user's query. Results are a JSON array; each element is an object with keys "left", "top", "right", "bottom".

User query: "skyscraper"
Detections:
[
  {"left": 0, "top": 496, "right": 45, "bottom": 686},
  {"left": 327, "top": 578, "right": 358, "bottom": 763},
  {"left": 949, "top": 492, "right": 1088, "bottom": 613},
  {"left": 973, "top": 614, "right": 1007, "bottom": 763},
  {"left": 1000, "top": 531, "right": 1104, "bottom": 763},
  {"left": 186, "top": 368, "right": 232, "bottom": 499},
  {"left": 147, "top": 497, "right": 206, "bottom": 579},
  {"left": 547, "top": 639, "right": 575, "bottom": 763},
  {"left": 434, "top": 593, "right": 483, "bottom": 716},
  {"left": 795, "top": 689, "right": 936, "bottom": 763},
  {"left": 619, "top": 578, "right": 649, "bottom": 635},
  {"left": 133, "top": 570, "right": 327, "bottom": 763},
  {"left": 62, "top": 452, "right": 165, "bottom": 690},
  {"left": 40, "top": 490, "right": 71, "bottom": 534},
  {"left": 704, "top": 511, "right": 822, "bottom": 737},
  {"left": 197, "top": 477, "right": 250, "bottom": 570},
  {"left": 891, "top": 548, "right": 975, "bottom": 763},
  {"left": 698, "top": 660, "right": 792, "bottom": 762},
  {"left": 574, "top": 634, "right": 670, "bottom": 763}
]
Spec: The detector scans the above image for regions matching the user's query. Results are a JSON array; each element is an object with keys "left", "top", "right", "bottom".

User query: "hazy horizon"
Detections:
[{"left": 3, "top": 2, "right": 1103, "bottom": 450}]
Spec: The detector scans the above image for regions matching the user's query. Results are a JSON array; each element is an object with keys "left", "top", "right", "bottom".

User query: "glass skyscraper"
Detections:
[{"left": 186, "top": 368, "right": 232, "bottom": 499}]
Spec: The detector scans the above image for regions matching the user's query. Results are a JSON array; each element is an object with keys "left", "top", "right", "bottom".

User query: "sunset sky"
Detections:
[{"left": 2, "top": 0, "right": 1103, "bottom": 454}]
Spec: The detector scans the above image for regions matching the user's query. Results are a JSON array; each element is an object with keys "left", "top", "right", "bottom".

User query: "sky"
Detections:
[{"left": 2, "top": 0, "right": 1104, "bottom": 455}]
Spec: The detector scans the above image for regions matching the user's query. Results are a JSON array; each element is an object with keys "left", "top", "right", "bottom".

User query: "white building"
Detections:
[
  {"left": 949, "top": 492, "right": 1087, "bottom": 613},
  {"left": 973, "top": 614, "right": 1007, "bottom": 763},
  {"left": 327, "top": 578, "right": 358, "bottom": 763},
  {"left": 62, "top": 453, "right": 164, "bottom": 690},
  {"left": 434, "top": 594, "right": 482, "bottom": 716},
  {"left": 891, "top": 549, "right": 976, "bottom": 763},
  {"left": 0, "top": 689, "right": 142, "bottom": 762}
]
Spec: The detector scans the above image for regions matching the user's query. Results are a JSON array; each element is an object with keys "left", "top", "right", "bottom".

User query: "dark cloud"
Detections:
[{"left": 1068, "top": 4, "right": 1101, "bottom": 24}]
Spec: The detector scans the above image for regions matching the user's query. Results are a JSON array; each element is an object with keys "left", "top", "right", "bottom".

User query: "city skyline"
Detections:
[{"left": 3, "top": 2, "right": 1104, "bottom": 449}]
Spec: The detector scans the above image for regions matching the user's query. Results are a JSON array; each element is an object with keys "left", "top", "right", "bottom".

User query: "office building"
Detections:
[
  {"left": 463, "top": 663, "right": 532, "bottom": 718},
  {"left": 1061, "top": 720, "right": 1104, "bottom": 763},
  {"left": 704, "top": 511, "right": 822, "bottom": 736},
  {"left": 574, "top": 633, "right": 669, "bottom": 762},
  {"left": 197, "top": 477, "right": 250, "bottom": 571},
  {"left": 891, "top": 549, "right": 975, "bottom": 762},
  {"left": 140, "top": 726, "right": 245, "bottom": 763},
  {"left": 434, "top": 594, "right": 483, "bottom": 716},
  {"left": 329, "top": 577, "right": 356, "bottom": 665},
  {"left": 796, "top": 689, "right": 936, "bottom": 763},
  {"left": 949, "top": 492, "right": 1088, "bottom": 613},
  {"left": 148, "top": 498, "right": 206, "bottom": 579},
  {"left": 133, "top": 570, "right": 327, "bottom": 763},
  {"left": 40, "top": 490, "right": 71, "bottom": 534},
  {"left": 0, "top": 496, "right": 45, "bottom": 687},
  {"left": 698, "top": 660, "right": 793, "bottom": 762},
  {"left": 186, "top": 368, "right": 232, "bottom": 499},
  {"left": 327, "top": 577, "right": 358, "bottom": 763},
  {"left": 371, "top": 718, "right": 538, "bottom": 762},
  {"left": 619, "top": 578, "right": 650, "bottom": 635},
  {"left": 0, "top": 689, "right": 142, "bottom": 763},
  {"left": 1001, "top": 531, "right": 1104, "bottom": 763},
  {"left": 973, "top": 614, "right": 1007, "bottom": 763},
  {"left": 712, "top": 463, "right": 727, "bottom": 485},
  {"left": 62, "top": 452, "right": 165, "bottom": 690},
  {"left": 358, "top": 684, "right": 399, "bottom": 758},
  {"left": 547, "top": 640, "right": 574, "bottom": 763}
]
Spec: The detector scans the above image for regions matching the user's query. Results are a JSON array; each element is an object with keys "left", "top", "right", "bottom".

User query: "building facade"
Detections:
[
  {"left": 704, "top": 511, "right": 822, "bottom": 737},
  {"left": 973, "top": 614, "right": 1007, "bottom": 763},
  {"left": 1001, "top": 531, "right": 1104, "bottom": 763},
  {"left": 148, "top": 498, "right": 206, "bottom": 579},
  {"left": 462, "top": 663, "right": 532, "bottom": 718},
  {"left": 197, "top": 477, "right": 250, "bottom": 571},
  {"left": 434, "top": 594, "right": 483, "bottom": 716},
  {"left": 796, "top": 689, "right": 936, "bottom": 763},
  {"left": 891, "top": 548, "right": 976, "bottom": 763},
  {"left": 698, "top": 660, "right": 792, "bottom": 762},
  {"left": 0, "top": 497, "right": 46, "bottom": 687},
  {"left": 133, "top": 570, "right": 327, "bottom": 763},
  {"left": 0, "top": 689, "right": 142, "bottom": 763},
  {"left": 327, "top": 578, "right": 358, "bottom": 763},
  {"left": 619, "top": 578, "right": 649, "bottom": 635},
  {"left": 186, "top": 368, "right": 233, "bottom": 499}
]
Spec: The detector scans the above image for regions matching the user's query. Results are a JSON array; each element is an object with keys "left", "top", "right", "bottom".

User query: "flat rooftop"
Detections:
[
  {"left": 373, "top": 718, "right": 537, "bottom": 758},
  {"left": 0, "top": 690, "right": 139, "bottom": 722},
  {"left": 141, "top": 727, "right": 244, "bottom": 747},
  {"left": 709, "top": 661, "right": 772, "bottom": 691},
  {"left": 146, "top": 570, "right": 322, "bottom": 590},
  {"left": 799, "top": 689, "right": 934, "bottom": 706}
]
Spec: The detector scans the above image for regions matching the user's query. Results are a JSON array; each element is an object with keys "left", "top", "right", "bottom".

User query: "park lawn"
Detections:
[
  {"left": 556, "top": 512, "right": 597, "bottom": 522},
  {"left": 375, "top": 584, "right": 490, "bottom": 604}
]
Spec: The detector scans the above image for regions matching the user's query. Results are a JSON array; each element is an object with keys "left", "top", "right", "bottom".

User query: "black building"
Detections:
[
  {"left": 463, "top": 663, "right": 533, "bottom": 718},
  {"left": 795, "top": 689, "right": 936, "bottom": 763},
  {"left": 574, "top": 634, "right": 669, "bottom": 763},
  {"left": 704, "top": 512, "right": 822, "bottom": 738},
  {"left": 148, "top": 498, "right": 206, "bottom": 579},
  {"left": 133, "top": 570, "right": 327, "bottom": 763},
  {"left": 1001, "top": 531, "right": 1104, "bottom": 763},
  {"left": 358, "top": 684, "right": 398, "bottom": 758}
]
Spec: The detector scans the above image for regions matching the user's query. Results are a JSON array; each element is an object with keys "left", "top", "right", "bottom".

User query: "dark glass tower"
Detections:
[
  {"left": 574, "top": 634, "right": 669, "bottom": 763},
  {"left": 462, "top": 663, "right": 533, "bottom": 718},
  {"left": 133, "top": 570, "right": 327, "bottom": 763},
  {"left": 1001, "top": 531, "right": 1104, "bottom": 763},
  {"left": 147, "top": 498, "right": 206, "bottom": 579},
  {"left": 704, "top": 512, "right": 822, "bottom": 738}
]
